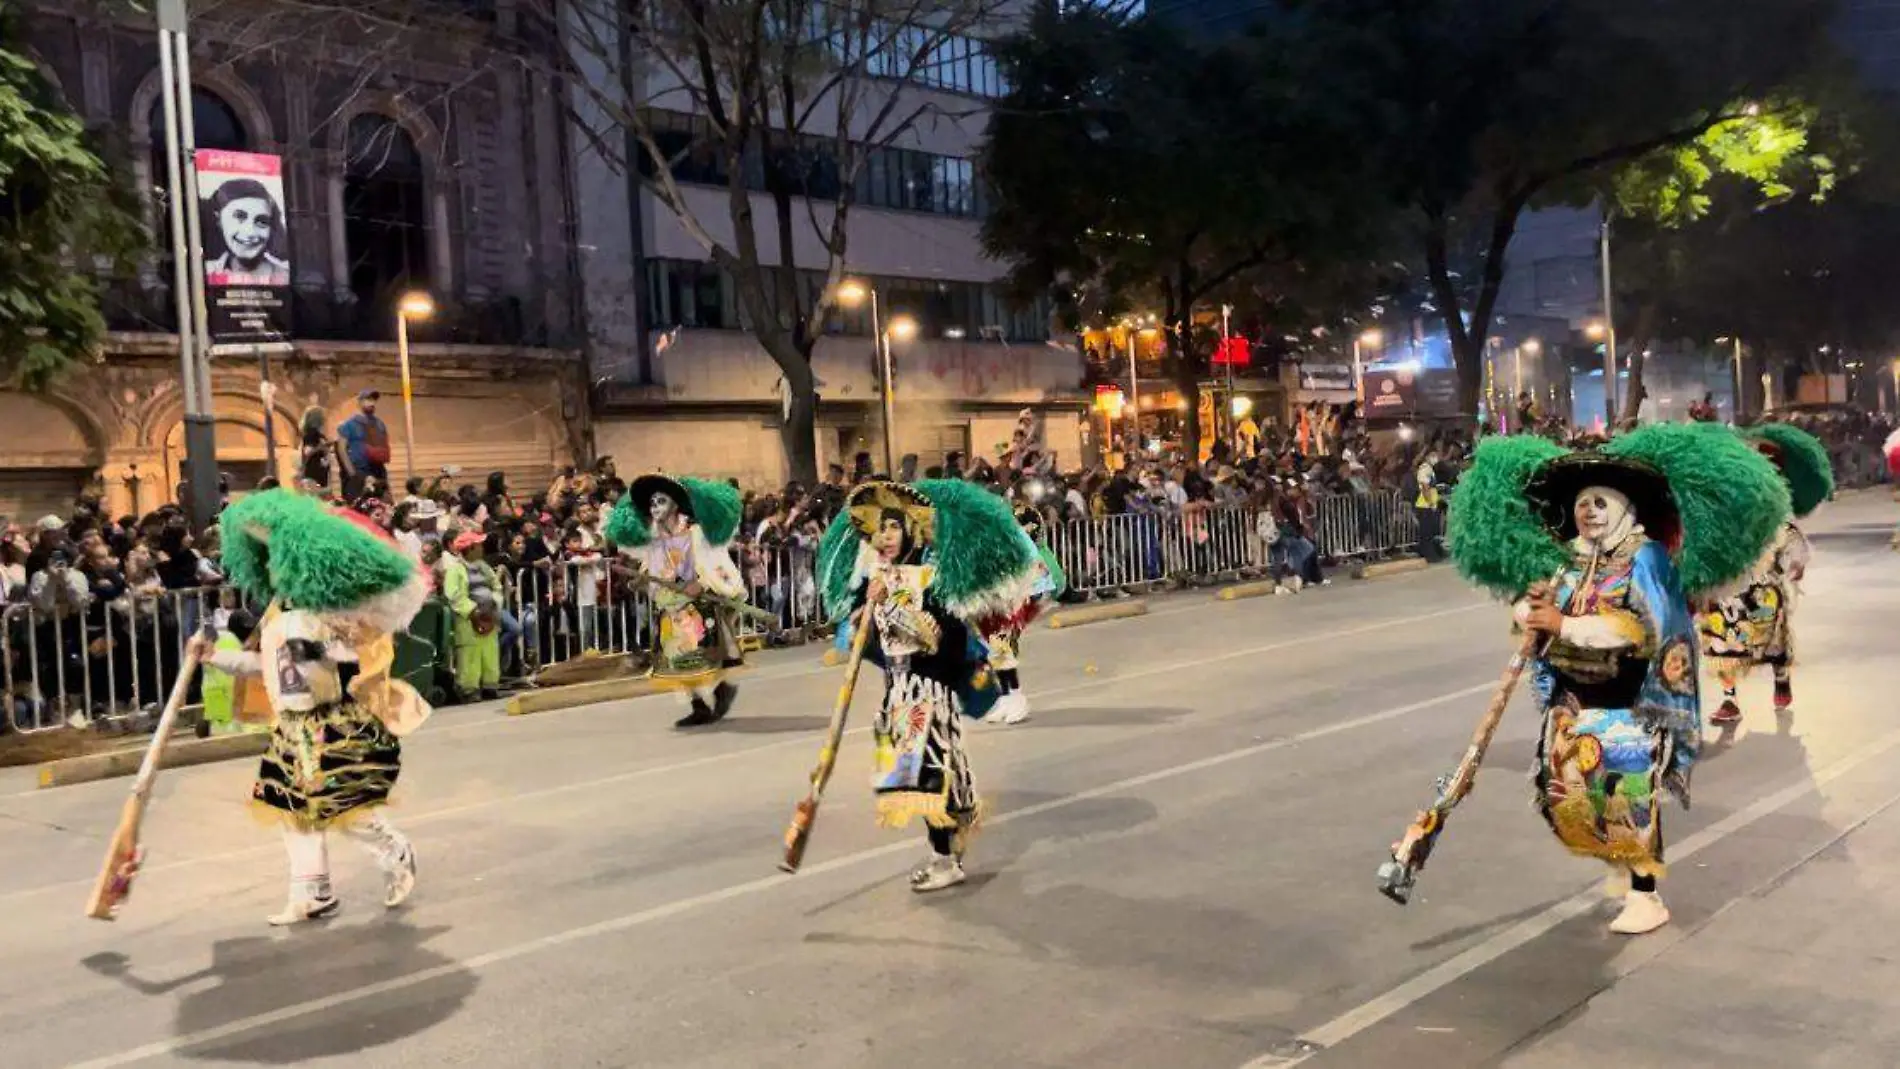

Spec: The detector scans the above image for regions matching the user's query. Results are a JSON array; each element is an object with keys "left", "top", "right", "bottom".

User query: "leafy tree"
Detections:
[
  {"left": 1301, "top": 0, "right": 1836, "bottom": 415},
  {"left": 981, "top": 1, "right": 1399, "bottom": 450},
  {"left": 539, "top": 0, "right": 1005, "bottom": 484},
  {"left": 0, "top": 19, "right": 142, "bottom": 389},
  {"left": 1608, "top": 98, "right": 1848, "bottom": 418}
]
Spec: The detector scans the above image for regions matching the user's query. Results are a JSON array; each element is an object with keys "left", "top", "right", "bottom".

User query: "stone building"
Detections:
[
  {"left": 569, "top": 12, "right": 1089, "bottom": 486},
  {"left": 2, "top": 0, "right": 586, "bottom": 520}
]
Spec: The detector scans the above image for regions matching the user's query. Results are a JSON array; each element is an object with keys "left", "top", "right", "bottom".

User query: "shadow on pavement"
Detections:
[
  {"left": 82, "top": 922, "right": 475, "bottom": 1062},
  {"left": 1012, "top": 705, "right": 1193, "bottom": 728},
  {"left": 698, "top": 715, "right": 833, "bottom": 734}
]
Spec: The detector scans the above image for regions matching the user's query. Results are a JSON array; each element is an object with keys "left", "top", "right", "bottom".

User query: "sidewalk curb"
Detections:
[
  {"left": 36, "top": 732, "right": 269, "bottom": 790},
  {"left": 506, "top": 676, "right": 663, "bottom": 716},
  {"left": 1215, "top": 580, "right": 1280, "bottom": 601},
  {"left": 1355, "top": 558, "right": 1430, "bottom": 580},
  {"left": 1046, "top": 600, "right": 1149, "bottom": 629}
]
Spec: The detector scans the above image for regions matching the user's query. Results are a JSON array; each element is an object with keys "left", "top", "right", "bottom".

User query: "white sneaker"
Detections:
[
  {"left": 1289, "top": 576, "right": 1304, "bottom": 593},
  {"left": 992, "top": 692, "right": 1030, "bottom": 725},
  {"left": 1609, "top": 890, "right": 1670, "bottom": 935},
  {"left": 268, "top": 896, "right": 340, "bottom": 927},
  {"left": 384, "top": 845, "right": 417, "bottom": 908},
  {"left": 909, "top": 855, "right": 967, "bottom": 893}
]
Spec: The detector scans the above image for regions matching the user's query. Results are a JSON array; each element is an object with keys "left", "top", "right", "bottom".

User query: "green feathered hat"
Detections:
[
  {"left": 220, "top": 489, "right": 426, "bottom": 628},
  {"left": 1447, "top": 424, "right": 1789, "bottom": 599},
  {"left": 819, "top": 478, "right": 1037, "bottom": 624},
  {"left": 606, "top": 473, "right": 743, "bottom": 548},
  {"left": 1744, "top": 422, "right": 1833, "bottom": 518}
]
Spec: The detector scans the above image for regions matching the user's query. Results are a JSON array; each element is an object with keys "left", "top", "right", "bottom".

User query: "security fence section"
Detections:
[{"left": 2, "top": 491, "right": 1421, "bottom": 735}]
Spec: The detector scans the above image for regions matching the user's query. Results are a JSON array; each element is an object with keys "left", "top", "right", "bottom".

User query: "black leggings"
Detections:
[
  {"left": 997, "top": 668, "right": 1020, "bottom": 693},
  {"left": 1632, "top": 872, "right": 1657, "bottom": 893},
  {"left": 928, "top": 825, "right": 957, "bottom": 856}
]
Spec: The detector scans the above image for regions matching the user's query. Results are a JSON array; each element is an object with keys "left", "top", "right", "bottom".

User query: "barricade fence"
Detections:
[{"left": 2, "top": 491, "right": 1425, "bottom": 734}]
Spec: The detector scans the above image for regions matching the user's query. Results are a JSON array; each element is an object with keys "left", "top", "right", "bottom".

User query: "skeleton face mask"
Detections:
[
  {"left": 1572, "top": 485, "right": 1635, "bottom": 549},
  {"left": 649, "top": 493, "right": 678, "bottom": 526}
]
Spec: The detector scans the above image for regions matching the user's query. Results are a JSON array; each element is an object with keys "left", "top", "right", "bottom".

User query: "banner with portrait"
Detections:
[{"left": 196, "top": 149, "right": 293, "bottom": 353}]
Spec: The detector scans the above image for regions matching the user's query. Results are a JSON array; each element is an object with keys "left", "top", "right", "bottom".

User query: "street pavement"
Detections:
[{"left": 1, "top": 493, "right": 1896, "bottom": 1069}]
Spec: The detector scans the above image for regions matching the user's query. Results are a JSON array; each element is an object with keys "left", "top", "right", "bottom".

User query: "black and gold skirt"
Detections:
[{"left": 253, "top": 701, "right": 402, "bottom": 831}]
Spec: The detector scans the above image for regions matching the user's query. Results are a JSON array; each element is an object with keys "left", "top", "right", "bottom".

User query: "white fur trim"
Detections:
[{"left": 331, "top": 569, "right": 430, "bottom": 635}]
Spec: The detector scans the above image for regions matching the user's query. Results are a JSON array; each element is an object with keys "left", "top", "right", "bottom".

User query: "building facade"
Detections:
[
  {"left": 3, "top": 0, "right": 586, "bottom": 521},
  {"left": 568, "top": 12, "right": 1088, "bottom": 487}
]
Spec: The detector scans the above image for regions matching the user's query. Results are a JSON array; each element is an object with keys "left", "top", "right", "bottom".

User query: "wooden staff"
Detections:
[
  {"left": 85, "top": 638, "right": 210, "bottom": 920},
  {"left": 780, "top": 601, "right": 876, "bottom": 873},
  {"left": 1377, "top": 564, "right": 1573, "bottom": 904}
]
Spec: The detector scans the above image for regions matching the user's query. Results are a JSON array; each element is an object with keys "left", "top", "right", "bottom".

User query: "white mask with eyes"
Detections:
[{"left": 1572, "top": 485, "right": 1637, "bottom": 551}]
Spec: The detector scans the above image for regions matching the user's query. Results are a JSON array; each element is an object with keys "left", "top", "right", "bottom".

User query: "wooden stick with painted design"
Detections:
[{"left": 780, "top": 603, "right": 875, "bottom": 873}]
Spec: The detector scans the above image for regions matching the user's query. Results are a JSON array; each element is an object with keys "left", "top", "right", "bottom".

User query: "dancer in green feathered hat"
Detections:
[
  {"left": 817, "top": 478, "right": 1037, "bottom": 892},
  {"left": 185, "top": 489, "right": 430, "bottom": 926},
  {"left": 606, "top": 473, "right": 750, "bottom": 728},
  {"left": 1701, "top": 422, "right": 1831, "bottom": 726},
  {"left": 978, "top": 502, "right": 1067, "bottom": 727},
  {"left": 1441, "top": 423, "right": 1788, "bottom": 936}
]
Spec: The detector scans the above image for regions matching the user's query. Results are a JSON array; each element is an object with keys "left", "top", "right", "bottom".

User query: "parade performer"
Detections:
[
  {"left": 981, "top": 504, "right": 1067, "bottom": 726},
  {"left": 1701, "top": 423, "right": 1830, "bottom": 725},
  {"left": 820, "top": 479, "right": 1035, "bottom": 891},
  {"left": 1445, "top": 425, "right": 1787, "bottom": 934},
  {"left": 187, "top": 489, "right": 431, "bottom": 925},
  {"left": 606, "top": 473, "right": 748, "bottom": 728}
]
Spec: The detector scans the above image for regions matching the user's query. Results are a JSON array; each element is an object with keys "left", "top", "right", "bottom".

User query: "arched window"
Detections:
[
  {"left": 344, "top": 114, "right": 430, "bottom": 315},
  {"left": 147, "top": 87, "right": 248, "bottom": 197}
]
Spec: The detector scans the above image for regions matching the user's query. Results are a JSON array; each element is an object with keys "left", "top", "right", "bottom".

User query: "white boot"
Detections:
[
  {"left": 1602, "top": 863, "right": 1630, "bottom": 899},
  {"left": 270, "top": 828, "right": 339, "bottom": 926},
  {"left": 1609, "top": 889, "right": 1670, "bottom": 935},
  {"left": 909, "top": 854, "right": 967, "bottom": 893},
  {"left": 993, "top": 691, "right": 1030, "bottom": 725},
  {"left": 346, "top": 813, "right": 418, "bottom": 909}
]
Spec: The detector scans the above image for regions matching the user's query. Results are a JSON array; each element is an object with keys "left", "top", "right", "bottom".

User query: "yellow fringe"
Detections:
[{"left": 247, "top": 797, "right": 396, "bottom": 835}]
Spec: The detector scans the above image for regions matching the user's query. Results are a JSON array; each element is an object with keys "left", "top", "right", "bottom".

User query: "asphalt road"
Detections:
[{"left": 2, "top": 493, "right": 1896, "bottom": 1069}]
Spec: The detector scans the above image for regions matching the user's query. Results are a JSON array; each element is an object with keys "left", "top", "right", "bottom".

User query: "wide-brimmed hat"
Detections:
[
  {"left": 1525, "top": 452, "right": 1681, "bottom": 552},
  {"left": 1744, "top": 423, "right": 1833, "bottom": 518},
  {"left": 846, "top": 481, "right": 934, "bottom": 543},
  {"left": 451, "top": 530, "right": 485, "bottom": 553},
  {"left": 627, "top": 473, "right": 694, "bottom": 521}
]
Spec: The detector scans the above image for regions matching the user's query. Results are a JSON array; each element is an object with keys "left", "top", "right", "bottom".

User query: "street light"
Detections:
[
  {"left": 1513, "top": 338, "right": 1541, "bottom": 429},
  {"left": 1352, "top": 328, "right": 1382, "bottom": 404},
  {"left": 833, "top": 279, "right": 901, "bottom": 474},
  {"left": 396, "top": 290, "right": 434, "bottom": 483}
]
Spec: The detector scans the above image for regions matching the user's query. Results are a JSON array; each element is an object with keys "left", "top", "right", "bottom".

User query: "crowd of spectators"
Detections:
[{"left": 0, "top": 392, "right": 1480, "bottom": 732}]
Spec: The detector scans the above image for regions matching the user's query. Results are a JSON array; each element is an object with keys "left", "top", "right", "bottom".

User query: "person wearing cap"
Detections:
[
  {"left": 441, "top": 530, "right": 503, "bottom": 702},
  {"left": 337, "top": 389, "right": 392, "bottom": 499}
]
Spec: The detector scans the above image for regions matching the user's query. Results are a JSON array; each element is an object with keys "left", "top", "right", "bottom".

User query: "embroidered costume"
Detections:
[
  {"left": 606, "top": 474, "right": 748, "bottom": 727},
  {"left": 1448, "top": 425, "right": 1788, "bottom": 935},
  {"left": 980, "top": 504, "right": 1067, "bottom": 726},
  {"left": 200, "top": 490, "right": 432, "bottom": 926},
  {"left": 1701, "top": 423, "right": 1829, "bottom": 724},
  {"left": 819, "top": 480, "right": 1035, "bottom": 892}
]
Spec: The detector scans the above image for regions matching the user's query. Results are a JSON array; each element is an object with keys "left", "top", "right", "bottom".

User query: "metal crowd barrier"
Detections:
[
  {"left": 1044, "top": 491, "right": 1421, "bottom": 600},
  {"left": 3, "top": 498, "right": 1428, "bottom": 734},
  {"left": 3, "top": 585, "right": 226, "bottom": 734}
]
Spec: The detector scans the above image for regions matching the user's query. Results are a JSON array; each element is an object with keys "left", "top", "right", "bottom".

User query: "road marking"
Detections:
[
  {"left": 0, "top": 598, "right": 1492, "bottom": 907},
  {"left": 60, "top": 678, "right": 1496, "bottom": 1068},
  {"left": 1241, "top": 717, "right": 1900, "bottom": 1068}
]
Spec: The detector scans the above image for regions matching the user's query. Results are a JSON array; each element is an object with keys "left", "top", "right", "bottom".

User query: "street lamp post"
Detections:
[
  {"left": 1514, "top": 338, "right": 1541, "bottom": 431},
  {"left": 1220, "top": 304, "right": 1235, "bottom": 455},
  {"left": 1126, "top": 326, "right": 1141, "bottom": 458},
  {"left": 1599, "top": 215, "right": 1620, "bottom": 423},
  {"left": 1353, "top": 328, "right": 1382, "bottom": 405},
  {"left": 1731, "top": 336, "right": 1745, "bottom": 420},
  {"left": 396, "top": 291, "right": 434, "bottom": 484},
  {"left": 833, "top": 279, "right": 909, "bottom": 476}
]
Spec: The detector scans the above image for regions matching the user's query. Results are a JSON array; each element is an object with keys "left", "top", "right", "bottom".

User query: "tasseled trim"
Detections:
[
  {"left": 646, "top": 667, "right": 730, "bottom": 692},
  {"left": 875, "top": 792, "right": 985, "bottom": 840},
  {"left": 941, "top": 566, "right": 1038, "bottom": 625}
]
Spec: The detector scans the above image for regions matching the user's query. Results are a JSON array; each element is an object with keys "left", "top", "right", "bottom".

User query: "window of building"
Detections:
[
  {"left": 344, "top": 114, "right": 430, "bottom": 315},
  {"left": 148, "top": 87, "right": 247, "bottom": 202}
]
